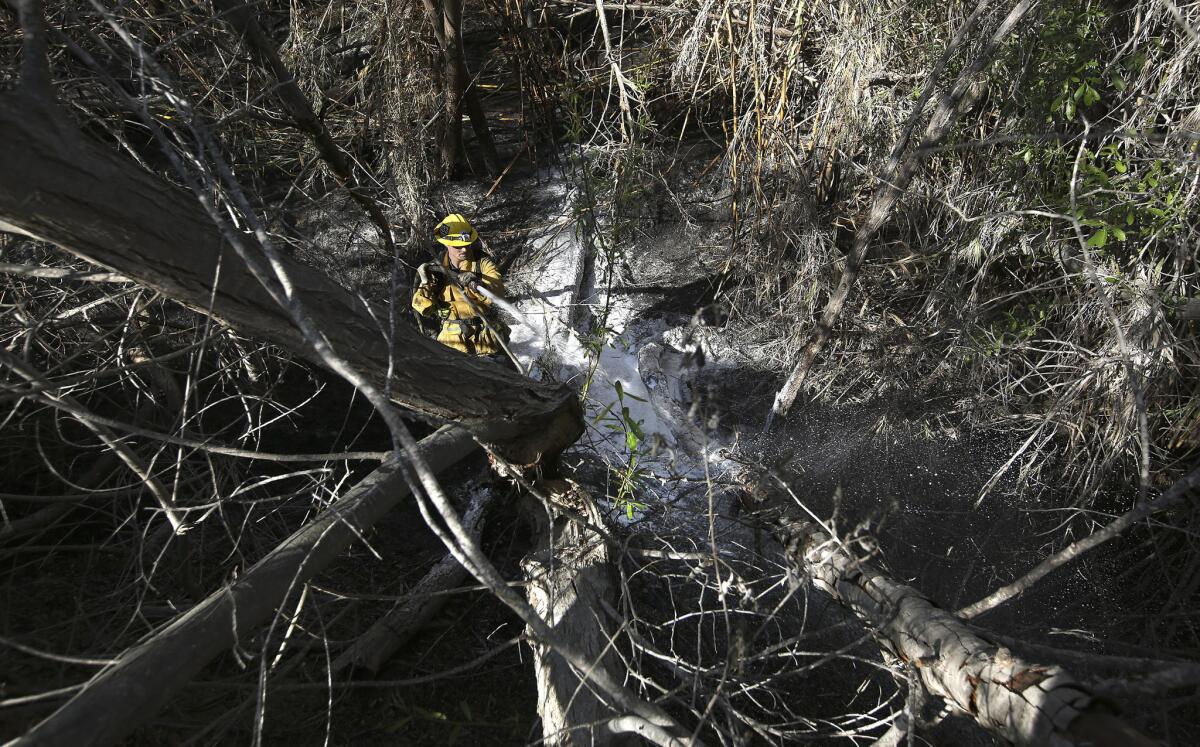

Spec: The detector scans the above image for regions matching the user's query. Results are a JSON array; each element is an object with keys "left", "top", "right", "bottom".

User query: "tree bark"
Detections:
[
  {"left": 441, "top": 0, "right": 466, "bottom": 177},
  {"left": 0, "top": 89, "right": 582, "bottom": 465},
  {"left": 12, "top": 426, "right": 476, "bottom": 747},
  {"left": 424, "top": 0, "right": 501, "bottom": 177},
  {"left": 522, "top": 480, "right": 625, "bottom": 746},
  {"left": 769, "top": 0, "right": 1040, "bottom": 423},
  {"left": 778, "top": 519, "right": 1155, "bottom": 746},
  {"left": 331, "top": 485, "right": 494, "bottom": 674}
]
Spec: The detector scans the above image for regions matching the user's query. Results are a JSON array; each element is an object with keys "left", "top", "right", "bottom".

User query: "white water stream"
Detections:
[
  {"left": 475, "top": 285, "right": 536, "bottom": 334},
  {"left": 500, "top": 180, "right": 735, "bottom": 525}
]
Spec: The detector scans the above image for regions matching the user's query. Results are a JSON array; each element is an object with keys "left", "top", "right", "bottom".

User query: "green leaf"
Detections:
[
  {"left": 1111, "top": 226, "right": 1127, "bottom": 242},
  {"left": 1114, "top": 160, "right": 1127, "bottom": 174},
  {"left": 1087, "top": 228, "right": 1108, "bottom": 247},
  {"left": 591, "top": 400, "right": 616, "bottom": 425},
  {"left": 1085, "top": 166, "right": 1111, "bottom": 187},
  {"left": 613, "top": 379, "right": 624, "bottom": 401}
]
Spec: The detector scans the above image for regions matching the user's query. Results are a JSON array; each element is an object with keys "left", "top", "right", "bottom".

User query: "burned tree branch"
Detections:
[
  {"left": 0, "top": 261, "right": 128, "bottom": 283},
  {"left": 331, "top": 485, "right": 495, "bottom": 674}
]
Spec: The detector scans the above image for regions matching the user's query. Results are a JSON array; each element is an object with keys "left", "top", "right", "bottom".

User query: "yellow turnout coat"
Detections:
[{"left": 411, "top": 254, "right": 505, "bottom": 355}]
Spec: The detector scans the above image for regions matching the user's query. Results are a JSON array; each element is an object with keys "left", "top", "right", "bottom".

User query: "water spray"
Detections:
[
  {"left": 472, "top": 284, "right": 536, "bottom": 333},
  {"left": 431, "top": 263, "right": 538, "bottom": 332}
]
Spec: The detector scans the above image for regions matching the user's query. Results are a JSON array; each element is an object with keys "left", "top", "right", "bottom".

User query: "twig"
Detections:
[{"left": 958, "top": 463, "right": 1200, "bottom": 619}]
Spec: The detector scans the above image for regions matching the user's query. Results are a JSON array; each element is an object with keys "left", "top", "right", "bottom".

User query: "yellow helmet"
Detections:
[{"left": 434, "top": 213, "right": 478, "bottom": 247}]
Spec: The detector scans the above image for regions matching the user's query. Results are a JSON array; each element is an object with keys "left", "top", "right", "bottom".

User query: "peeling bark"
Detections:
[
  {"left": 0, "top": 90, "right": 582, "bottom": 464},
  {"left": 522, "top": 480, "right": 624, "bottom": 746},
  {"left": 778, "top": 519, "right": 1155, "bottom": 746},
  {"left": 12, "top": 426, "right": 476, "bottom": 747}
]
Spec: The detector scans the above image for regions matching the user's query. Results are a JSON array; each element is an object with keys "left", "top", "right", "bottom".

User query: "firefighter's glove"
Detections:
[
  {"left": 416, "top": 262, "right": 440, "bottom": 288},
  {"left": 458, "top": 271, "right": 481, "bottom": 290}
]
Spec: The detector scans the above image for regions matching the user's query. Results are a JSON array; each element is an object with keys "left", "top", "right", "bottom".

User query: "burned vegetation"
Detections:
[{"left": 1, "top": 1, "right": 1198, "bottom": 745}]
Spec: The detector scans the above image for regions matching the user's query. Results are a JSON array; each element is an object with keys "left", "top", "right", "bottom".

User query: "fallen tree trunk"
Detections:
[
  {"left": 0, "top": 88, "right": 581, "bottom": 465},
  {"left": 10, "top": 426, "right": 476, "bottom": 747},
  {"left": 778, "top": 519, "right": 1155, "bottom": 746},
  {"left": 331, "top": 485, "right": 495, "bottom": 674},
  {"left": 522, "top": 480, "right": 625, "bottom": 747}
]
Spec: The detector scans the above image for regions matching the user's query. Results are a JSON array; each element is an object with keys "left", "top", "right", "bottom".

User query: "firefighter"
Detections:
[{"left": 412, "top": 213, "right": 509, "bottom": 362}]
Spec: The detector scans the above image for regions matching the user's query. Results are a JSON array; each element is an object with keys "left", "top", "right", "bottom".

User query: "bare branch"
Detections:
[
  {"left": 15, "top": 0, "right": 51, "bottom": 95},
  {"left": 958, "top": 463, "right": 1200, "bottom": 619}
]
